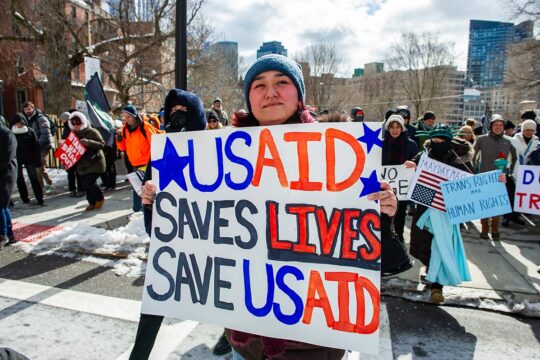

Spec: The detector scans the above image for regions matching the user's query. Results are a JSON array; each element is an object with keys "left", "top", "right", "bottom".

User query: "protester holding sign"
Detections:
[
  {"left": 410, "top": 125, "right": 474, "bottom": 304},
  {"left": 11, "top": 113, "right": 44, "bottom": 206},
  {"left": 68, "top": 112, "right": 106, "bottom": 211},
  {"left": 215, "top": 54, "right": 397, "bottom": 360},
  {"left": 382, "top": 114, "right": 418, "bottom": 243}
]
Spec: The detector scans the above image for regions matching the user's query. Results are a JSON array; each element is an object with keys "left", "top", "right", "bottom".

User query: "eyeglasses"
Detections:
[{"left": 208, "top": 119, "right": 218, "bottom": 123}]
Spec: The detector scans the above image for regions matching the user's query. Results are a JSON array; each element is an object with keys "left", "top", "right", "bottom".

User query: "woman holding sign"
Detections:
[
  {"left": 68, "top": 112, "right": 106, "bottom": 211},
  {"left": 224, "top": 54, "right": 397, "bottom": 360},
  {"left": 382, "top": 114, "right": 418, "bottom": 244}
]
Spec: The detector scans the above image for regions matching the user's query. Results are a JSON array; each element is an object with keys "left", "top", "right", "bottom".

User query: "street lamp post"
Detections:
[{"left": 175, "top": 0, "right": 187, "bottom": 90}]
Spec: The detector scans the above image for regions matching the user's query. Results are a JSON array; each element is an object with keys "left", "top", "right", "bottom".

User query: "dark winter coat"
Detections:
[
  {"left": 12, "top": 125, "right": 42, "bottom": 167},
  {"left": 409, "top": 138, "right": 475, "bottom": 266},
  {"left": 0, "top": 125, "right": 18, "bottom": 208},
  {"left": 26, "top": 109, "right": 54, "bottom": 151},
  {"left": 382, "top": 133, "right": 418, "bottom": 166},
  {"left": 70, "top": 115, "right": 106, "bottom": 176}
]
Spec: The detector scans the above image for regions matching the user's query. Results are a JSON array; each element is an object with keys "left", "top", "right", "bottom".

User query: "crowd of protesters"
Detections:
[{"left": 1, "top": 54, "right": 539, "bottom": 359}]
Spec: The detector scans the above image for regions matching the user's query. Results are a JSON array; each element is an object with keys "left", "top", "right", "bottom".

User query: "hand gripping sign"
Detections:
[
  {"left": 141, "top": 122, "right": 383, "bottom": 354},
  {"left": 54, "top": 131, "right": 86, "bottom": 170}
]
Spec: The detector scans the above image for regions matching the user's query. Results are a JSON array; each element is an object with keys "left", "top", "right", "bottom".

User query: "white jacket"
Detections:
[{"left": 509, "top": 133, "right": 539, "bottom": 179}]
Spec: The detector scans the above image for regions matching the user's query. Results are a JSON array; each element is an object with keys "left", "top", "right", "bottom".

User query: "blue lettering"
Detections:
[
  {"left": 273, "top": 265, "right": 304, "bottom": 325},
  {"left": 189, "top": 138, "right": 224, "bottom": 192},
  {"left": 225, "top": 131, "right": 254, "bottom": 190},
  {"left": 243, "top": 259, "right": 274, "bottom": 317}
]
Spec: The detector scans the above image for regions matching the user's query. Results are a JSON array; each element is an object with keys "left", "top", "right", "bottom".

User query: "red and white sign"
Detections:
[{"left": 54, "top": 131, "right": 86, "bottom": 170}]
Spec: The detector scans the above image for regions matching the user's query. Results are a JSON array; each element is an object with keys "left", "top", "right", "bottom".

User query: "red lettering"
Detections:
[
  {"left": 516, "top": 192, "right": 527, "bottom": 207},
  {"left": 531, "top": 194, "right": 540, "bottom": 210},
  {"left": 325, "top": 272, "right": 358, "bottom": 332},
  {"left": 316, "top": 208, "right": 342, "bottom": 255},
  {"left": 354, "top": 276, "right": 380, "bottom": 334},
  {"left": 358, "top": 211, "right": 381, "bottom": 261},
  {"left": 283, "top": 132, "right": 323, "bottom": 191},
  {"left": 302, "top": 270, "right": 335, "bottom": 328},
  {"left": 325, "top": 128, "right": 365, "bottom": 192},
  {"left": 267, "top": 201, "right": 291, "bottom": 250},
  {"left": 287, "top": 205, "right": 317, "bottom": 253},
  {"left": 341, "top": 209, "right": 361, "bottom": 260},
  {"left": 252, "top": 129, "right": 288, "bottom": 187}
]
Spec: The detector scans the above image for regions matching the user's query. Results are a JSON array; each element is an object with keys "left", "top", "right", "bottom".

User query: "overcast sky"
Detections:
[{"left": 203, "top": 0, "right": 517, "bottom": 77}]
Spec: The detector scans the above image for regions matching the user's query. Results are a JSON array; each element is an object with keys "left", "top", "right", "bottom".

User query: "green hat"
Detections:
[{"left": 427, "top": 124, "right": 454, "bottom": 140}]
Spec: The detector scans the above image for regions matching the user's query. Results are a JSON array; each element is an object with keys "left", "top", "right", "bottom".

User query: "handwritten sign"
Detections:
[
  {"left": 514, "top": 165, "right": 540, "bottom": 215},
  {"left": 141, "top": 122, "right": 383, "bottom": 354},
  {"left": 54, "top": 131, "right": 86, "bottom": 170},
  {"left": 381, "top": 165, "right": 415, "bottom": 201},
  {"left": 440, "top": 170, "right": 511, "bottom": 224},
  {"left": 406, "top": 155, "right": 471, "bottom": 212}
]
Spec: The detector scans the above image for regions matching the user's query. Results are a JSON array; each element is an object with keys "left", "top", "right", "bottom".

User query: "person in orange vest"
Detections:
[{"left": 116, "top": 104, "right": 157, "bottom": 212}]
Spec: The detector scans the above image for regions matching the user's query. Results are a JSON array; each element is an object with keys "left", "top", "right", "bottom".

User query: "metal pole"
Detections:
[{"left": 175, "top": 0, "right": 187, "bottom": 90}]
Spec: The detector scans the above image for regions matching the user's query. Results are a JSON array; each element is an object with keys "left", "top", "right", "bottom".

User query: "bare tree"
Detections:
[
  {"left": 1, "top": 0, "right": 207, "bottom": 114},
  {"left": 508, "top": 0, "right": 540, "bottom": 28},
  {"left": 295, "top": 42, "right": 343, "bottom": 111},
  {"left": 386, "top": 31, "right": 456, "bottom": 118}
]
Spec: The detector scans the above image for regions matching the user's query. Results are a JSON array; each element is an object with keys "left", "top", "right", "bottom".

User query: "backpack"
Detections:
[{"left": 45, "top": 115, "right": 57, "bottom": 136}]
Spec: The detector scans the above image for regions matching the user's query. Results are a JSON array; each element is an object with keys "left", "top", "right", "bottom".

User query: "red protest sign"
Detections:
[{"left": 54, "top": 131, "right": 86, "bottom": 170}]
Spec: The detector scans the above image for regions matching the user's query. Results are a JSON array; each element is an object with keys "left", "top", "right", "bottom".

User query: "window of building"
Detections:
[{"left": 15, "top": 89, "right": 26, "bottom": 113}]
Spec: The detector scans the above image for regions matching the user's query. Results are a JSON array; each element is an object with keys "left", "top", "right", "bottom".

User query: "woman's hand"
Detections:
[
  {"left": 404, "top": 160, "right": 416, "bottom": 169},
  {"left": 498, "top": 173, "right": 507, "bottom": 183},
  {"left": 368, "top": 181, "right": 397, "bottom": 217},
  {"left": 141, "top": 181, "right": 157, "bottom": 205}
]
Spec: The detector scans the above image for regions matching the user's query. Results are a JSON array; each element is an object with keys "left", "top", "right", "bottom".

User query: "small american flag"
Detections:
[{"left": 412, "top": 169, "right": 447, "bottom": 212}]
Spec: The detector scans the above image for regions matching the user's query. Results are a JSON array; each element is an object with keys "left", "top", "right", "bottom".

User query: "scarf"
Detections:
[
  {"left": 12, "top": 125, "right": 29, "bottom": 134},
  {"left": 382, "top": 133, "right": 408, "bottom": 165}
]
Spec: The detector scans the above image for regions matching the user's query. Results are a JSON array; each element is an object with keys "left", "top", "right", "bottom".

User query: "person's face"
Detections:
[
  {"left": 208, "top": 118, "right": 219, "bottom": 129},
  {"left": 123, "top": 112, "right": 137, "bottom": 126},
  {"left": 15, "top": 121, "right": 24, "bottom": 128},
  {"left": 424, "top": 118, "right": 435, "bottom": 127},
  {"left": 23, "top": 105, "right": 34, "bottom": 117},
  {"left": 249, "top": 71, "right": 299, "bottom": 126},
  {"left": 431, "top": 137, "right": 446, "bottom": 144},
  {"left": 504, "top": 128, "right": 514, "bottom": 136},
  {"left": 460, "top": 128, "right": 473, "bottom": 141},
  {"left": 491, "top": 121, "right": 504, "bottom": 135},
  {"left": 71, "top": 118, "right": 82, "bottom": 130},
  {"left": 388, "top": 122, "right": 402, "bottom": 138},
  {"left": 523, "top": 129, "right": 535, "bottom": 139},
  {"left": 213, "top": 101, "right": 222, "bottom": 110}
]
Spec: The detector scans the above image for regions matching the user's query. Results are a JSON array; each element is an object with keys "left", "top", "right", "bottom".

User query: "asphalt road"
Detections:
[{"left": 0, "top": 248, "right": 538, "bottom": 359}]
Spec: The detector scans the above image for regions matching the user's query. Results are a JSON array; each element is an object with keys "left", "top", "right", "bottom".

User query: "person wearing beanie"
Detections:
[
  {"left": 11, "top": 113, "right": 44, "bottom": 207},
  {"left": 350, "top": 106, "right": 365, "bottom": 122},
  {"left": 415, "top": 111, "right": 436, "bottom": 151},
  {"left": 382, "top": 114, "right": 418, "bottom": 247},
  {"left": 59, "top": 109, "right": 84, "bottom": 197},
  {"left": 473, "top": 114, "right": 517, "bottom": 239},
  {"left": 210, "top": 97, "right": 229, "bottom": 126},
  {"left": 410, "top": 124, "right": 474, "bottom": 304},
  {"left": 129, "top": 89, "right": 209, "bottom": 360},
  {"left": 68, "top": 111, "right": 106, "bottom": 211},
  {"left": 226, "top": 54, "right": 398, "bottom": 360},
  {"left": 515, "top": 110, "right": 540, "bottom": 137},
  {"left": 395, "top": 105, "right": 416, "bottom": 140},
  {"left": 206, "top": 110, "right": 223, "bottom": 130},
  {"left": 504, "top": 119, "right": 539, "bottom": 227},
  {"left": 117, "top": 104, "right": 159, "bottom": 212}
]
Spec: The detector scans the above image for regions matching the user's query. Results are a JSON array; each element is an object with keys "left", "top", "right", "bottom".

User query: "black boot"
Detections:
[{"left": 212, "top": 332, "right": 232, "bottom": 356}]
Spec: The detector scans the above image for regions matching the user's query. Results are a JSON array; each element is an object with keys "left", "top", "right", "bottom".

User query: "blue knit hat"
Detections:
[
  {"left": 163, "top": 88, "right": 206, "bottom": 132},
  {"left": 122, "top": 104, "right": 138, "bottom": 118},
  {"left": 243, "top": 54, "right": 305, "bottom": 113}
]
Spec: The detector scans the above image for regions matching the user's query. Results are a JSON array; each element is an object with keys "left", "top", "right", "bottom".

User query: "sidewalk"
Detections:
[{"left": 8, "top": 169, "right": 540, "bottom": 317}]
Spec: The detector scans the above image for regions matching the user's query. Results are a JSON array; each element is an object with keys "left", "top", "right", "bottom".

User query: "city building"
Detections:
[
  {"left": 466, "top": 19, "right": 533, "bottom": 88},
  {"left": 463, "top": 88, "right": 485, "bottom": 123},
  {"left": 209, "top": 41, "right": 239, "bottom": 80},
  {"left": 256, "top": 41, "right": 288, "bottom": 58}
]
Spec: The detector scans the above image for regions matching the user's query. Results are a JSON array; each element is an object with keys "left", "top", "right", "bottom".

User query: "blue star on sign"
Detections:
[
  {"left": 359, "top": 170, "right": 380, "bottom": 199},
  {"left": 152, "top": 137, "right": 191, "bottom": 191},
  {"left": 357, "top": 123, "right": 382, "bottom": 153}
]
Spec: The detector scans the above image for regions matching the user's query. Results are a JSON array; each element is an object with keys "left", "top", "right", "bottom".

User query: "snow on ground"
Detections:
[
  {"left": 18, "top": 212, "right": 149, "bottom": 278},
  {"left": 382, "top": 278, "right": 540, "bottom": 318}
]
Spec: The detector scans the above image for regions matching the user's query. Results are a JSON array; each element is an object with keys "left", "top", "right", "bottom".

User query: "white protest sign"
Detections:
[
  {"left": 406, "top": 155, "right": 472, "bottom": 212},
  {"left": 380, "top": 164, "right": 415, "bottom": 201},
  {"left": 142, "top": 122, "right": 383, "bottom": 354},
  {"left": 84, "top": 56, "right": 101, "bottom": 83},
  {"left": 514, "top": 165, "right": 540, "bottom": 215}
]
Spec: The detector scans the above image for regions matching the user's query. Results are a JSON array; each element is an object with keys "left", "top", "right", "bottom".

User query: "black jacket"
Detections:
[
  {"left": 13, "top": 126, "right": 42, "bottom": 166},
  {"left": 0, "top": 126, "right": 18, "bottom": 208}
]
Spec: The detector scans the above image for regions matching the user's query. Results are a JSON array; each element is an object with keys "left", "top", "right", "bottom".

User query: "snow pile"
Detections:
[{"left": 19, "top": 212, "right": 149, "bottom": 277}]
